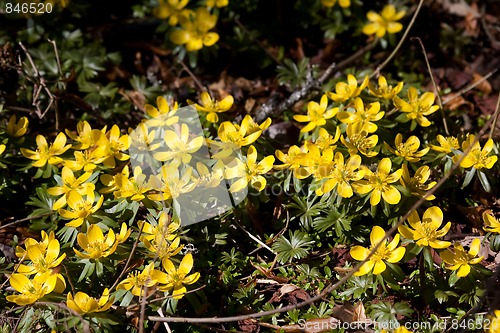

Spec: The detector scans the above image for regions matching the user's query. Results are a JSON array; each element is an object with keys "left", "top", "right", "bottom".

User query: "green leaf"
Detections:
[
  {"left": 272, "top": 230, "right": 314, "bottom": 264},
  {"left": 461, "top": 168, "right": 476, "bottom": 189},
  {"left": 477, "top": 170, "right": 491, "bottom": 192}
]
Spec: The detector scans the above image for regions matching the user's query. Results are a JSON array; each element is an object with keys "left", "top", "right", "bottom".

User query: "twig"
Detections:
[
  {"left": 235, "top": 221, "right": 276, "bottom": 254},
  {"left": 441, "top": 69, "right": 498, "bottom": 105},
  {"left": 370, "top": 0, "right": 425, "bottom": 79},
  {"left": 178, "top": 60, "right": 205, "bottom": 92},
  {"left": 148, "top": 102, "right": 497, "bottom": 324},
  {"left": 489, "top": 91, "right": 500, "bottom": 140},
  {"left": 0, "top": 212, "right": 54, "bottom": 230},
  {"left": 412, "top": 37, "right": 449, "bottom": 135}
]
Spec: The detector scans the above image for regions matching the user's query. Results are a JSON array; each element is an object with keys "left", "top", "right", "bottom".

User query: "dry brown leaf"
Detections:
[
  {"left": 472, "top": 72, "right": 492, "bottom": 95},
  {"left": 443, "top": 94, "right": 473, "bottom": 111},
  {"left": 301, "top": 317, "right": 341, "bottom": 333}
]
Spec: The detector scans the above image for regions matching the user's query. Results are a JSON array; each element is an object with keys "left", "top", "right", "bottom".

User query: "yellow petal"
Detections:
[
  {"left": 457, "top": 264, "right": 471, "bottom": 277},
  {"left": 350, "top": 246, "right": 370, "bottom": 261},
  {"left": 370, "top": 226, "right": 386, "bottom": 246},
  {"left": 372, "top": 260, "right": 387, "bottom": 275}
]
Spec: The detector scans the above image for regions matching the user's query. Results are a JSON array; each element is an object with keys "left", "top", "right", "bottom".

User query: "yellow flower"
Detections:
[
  {"left": 337, "top": 97, "right": 384, "bottom": 133},
  {"left": 58, "top": 188, "right": 104, "bottom": 228},
  {"left": 240, "top": 115, "right": 272, "bottom": 135},
  {"left": 116, "top": 262, "right": 166, "bottom": 297},
  {"left": 102, "top": 125, "right": 131, "bottom": 168},
  {"left": 316, "top": 152, "right": 364, "bottom": 198},
  {"left": 195, "top": 161, "right": 224, "bottom": 188},
  {"left": 139, "top": 211, "right": 180, "bottom": 243},
  {"left": 129, "top": 123, "right": 162, "bottom": 152},
  {"left": 64, "top": 146, "right": 108, "bottom": 172},
  {"left": 113, "top": 166, "right": 152, "bottom": 202},
  {"left": 65, "top": 121, "right": 104, "bottom": 150},
  {"left": 353, "top": 158, "right": 402, "bottom": 206},
  {"left": 170, "top": 8, "right": 219, "bottom": 52},
  {"left": 399, "top": 164, "right": 436, "bottom": 200},
  {"left": 440, "top": 239, "right": 483, "bottom": 277},
  {"left": 188, "top": 91, "right": 233, "bottom": 123},
  {"left": 6, "top": 273, "right": 58, "bottom": 305},
  {"left": 206, "top": 0, "right": 228, "bottom": 7},
  {"left": 393, "top": 87, "right": 440, "bottom": 127},
  {"left": 327, "top": 74, "right": 369, "bottom": 103},
  {"left": 144, "top": 234, "right": 183, "bottom": 259},
  {"left": 154, "top": 0, "right": 189, "bottom": 25},
  {"left": 100, "top": 165, "right": 130, "bottom": 195},
  {"left": 483, "top": 213, "right": 500, "bottom": 234},
  {"left": 321, "top": 0, "right": 350, "bottom": 8},
  {"left": 350, "top": 226, "right": 405, "bottom": 276},
  {"left": 144, "top": 96, "right": 179, "bottom": 127},
  {"left": 0, "top": 144, "right": 6, "bottom": 156},
  {"left": 48, "top": 167, "right": 95, "bottom": 210},
  {"left": 15, "top": 230, "right": 54, "bottom": 258},
  {"left": 293, "top": 94, "right": 337, "bottom": 133},
  {"left": 452, "top": 134, "right": 497, "bottom": 170},
  {"left": 153, "top": 123, "right": 204, "bottom": 166},
  {"left": 17, "top": 236, "right": 66, "bottom": 277},
  {"left": 74, "top": 224, "right": 118, "bottom": 260},
  {"left": 314, "top": 127, "right": 341, "bottom": 151},
  {"left": 148, "top": 163, "right": 196, "bottom": 201},
  {"left": 159, "top": 253, "right": 200, "bottom": 299},
  {"left": 362, "top": 4, "right": 406, "bottom": 38},
  {"left": 487, "top": 310, "right": 500, "bottom": 333},
  {"left": 67, "top": 288, "right": 114, "bottom": 315},
  {"left": 382, "top": 328, "right": 413, "bottom": 333},
  {"left": 429, "top": 135, "right": 459, "bottom": 154},
  {"left": 21, "top": 133, "right": 71, "bottom": 167},
  {"left": 225, "top": 145, "right": 275, "bottom": 192},
  {"left": 387, "top": 133, "right": 430, "bottom": 163},
  {"left": 116, "top": 223, "right": 132, "bottom": 244},
  {"left": 368, "top": 76, "right": 404, "bottom": 100},
  {"left": 398, "top": 206, "right": 451, "bottom": 249},
  {"left": 294, "top": 144, "right": 333, "bottom": 180},
  {"left": 340, "top": 123, "right": 378, "bottom": 157},
  {"left": 209, "top": 120, "right": 262, "bottom": 158},
  {"left": 6, "top": 115, "right": 29, "bottom": 137}
]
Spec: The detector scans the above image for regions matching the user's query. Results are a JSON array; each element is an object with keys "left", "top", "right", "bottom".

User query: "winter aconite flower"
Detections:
[
  {"left": 362, "top": 4, "right": 406, "bottom": 38},
  {"left": 293, "top": 94, "right": 338, "bottom": 133},
  {"left": 48, "top": 167, "right": 95, "bottom": 210},
  {"left": 393, "top": 87, "right": 439, "bottom": 127},
  {"left": 6, "top": 273, "right": 58, "bottom": 305},
  {"left": 188, "top": 91, "right": 234, "bottom": 123},
  {"left": 387, "top": 133, "right": 429, "bottom": 163},
  {"left": 170, "top": 8, "right": 219, "bottom": 52},
  {"left": 154, "top": 0, "right": 189, "bottom": 25},
  {"left": 350, "top": 226, "right": 405, "bottom": 276},
  {"left": 398, "top": 206, "right": 451, "bottom": 249},
  {"left": 340, "top": 123, "right": 378, "bottom": 157},
  {"left": 399, "top": 164, "right": 436, "bottom": 200},
  {"left": 153, "top": 123, "right": 204, "bottom": 166},
  {"left": 316, "top": 152, "right": 364, "bottom": 198},
  {"left": 117, "top": 262, "right": 166, "bottom": 297},
  {"left": 321, "top": 0, "right": 350, "bottom": 8},
  {"left": 353, "top": 158, "right": 402, "bottom": 206},
  {"left": 21, "top": 132, "right": 71, "bottom": 167},
  {"left": 205, "top": 0, "right": 228, "bottom": 8},
  {"left": 225, "top": 145, "right": 275, "bottom": 192},
  {"left": 58, "top": 188, "right": 104, "bottom": 228},
  {"left": 67, "top": 288, "right": 114, "bottom": 315},
  {"left": 368, "top": 76, "right": 404, "bottom": 100},
  {"left": 452, "top": 134, "right": 498, "bottom": 170},
  {"left": 336, "top": 98, "right": 384, "bottom": 133},
  {"left": 159, "top": 253, "right": 200, "bottom": 299},
  {"left": 145, "top": 96, "right": 179, "bottom": 127},
  {"left": 483, "top": 213, "right": 500, "bottom": 234},
  {"left": 74, "top": 224, "right": 119, "bottom": 260},
  {"left": 327, "top": 75, "right": 368, "bottom": 103},
  {"left": 486, "top": 310, "right": 500, "bottom": 333},
  {"left": 429, "top": 135, "right": 459, "bottom": 154},
  {"left": 440, "top": 239, "right": 483, "bottom": 277},
  {"left": 6, "top": 115, "right": 29, "bottom": 137}
]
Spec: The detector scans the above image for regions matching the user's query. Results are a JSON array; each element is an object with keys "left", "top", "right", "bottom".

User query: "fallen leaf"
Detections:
[{"left": 472, "top": 72, "right": 492, "bottom": 95}]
